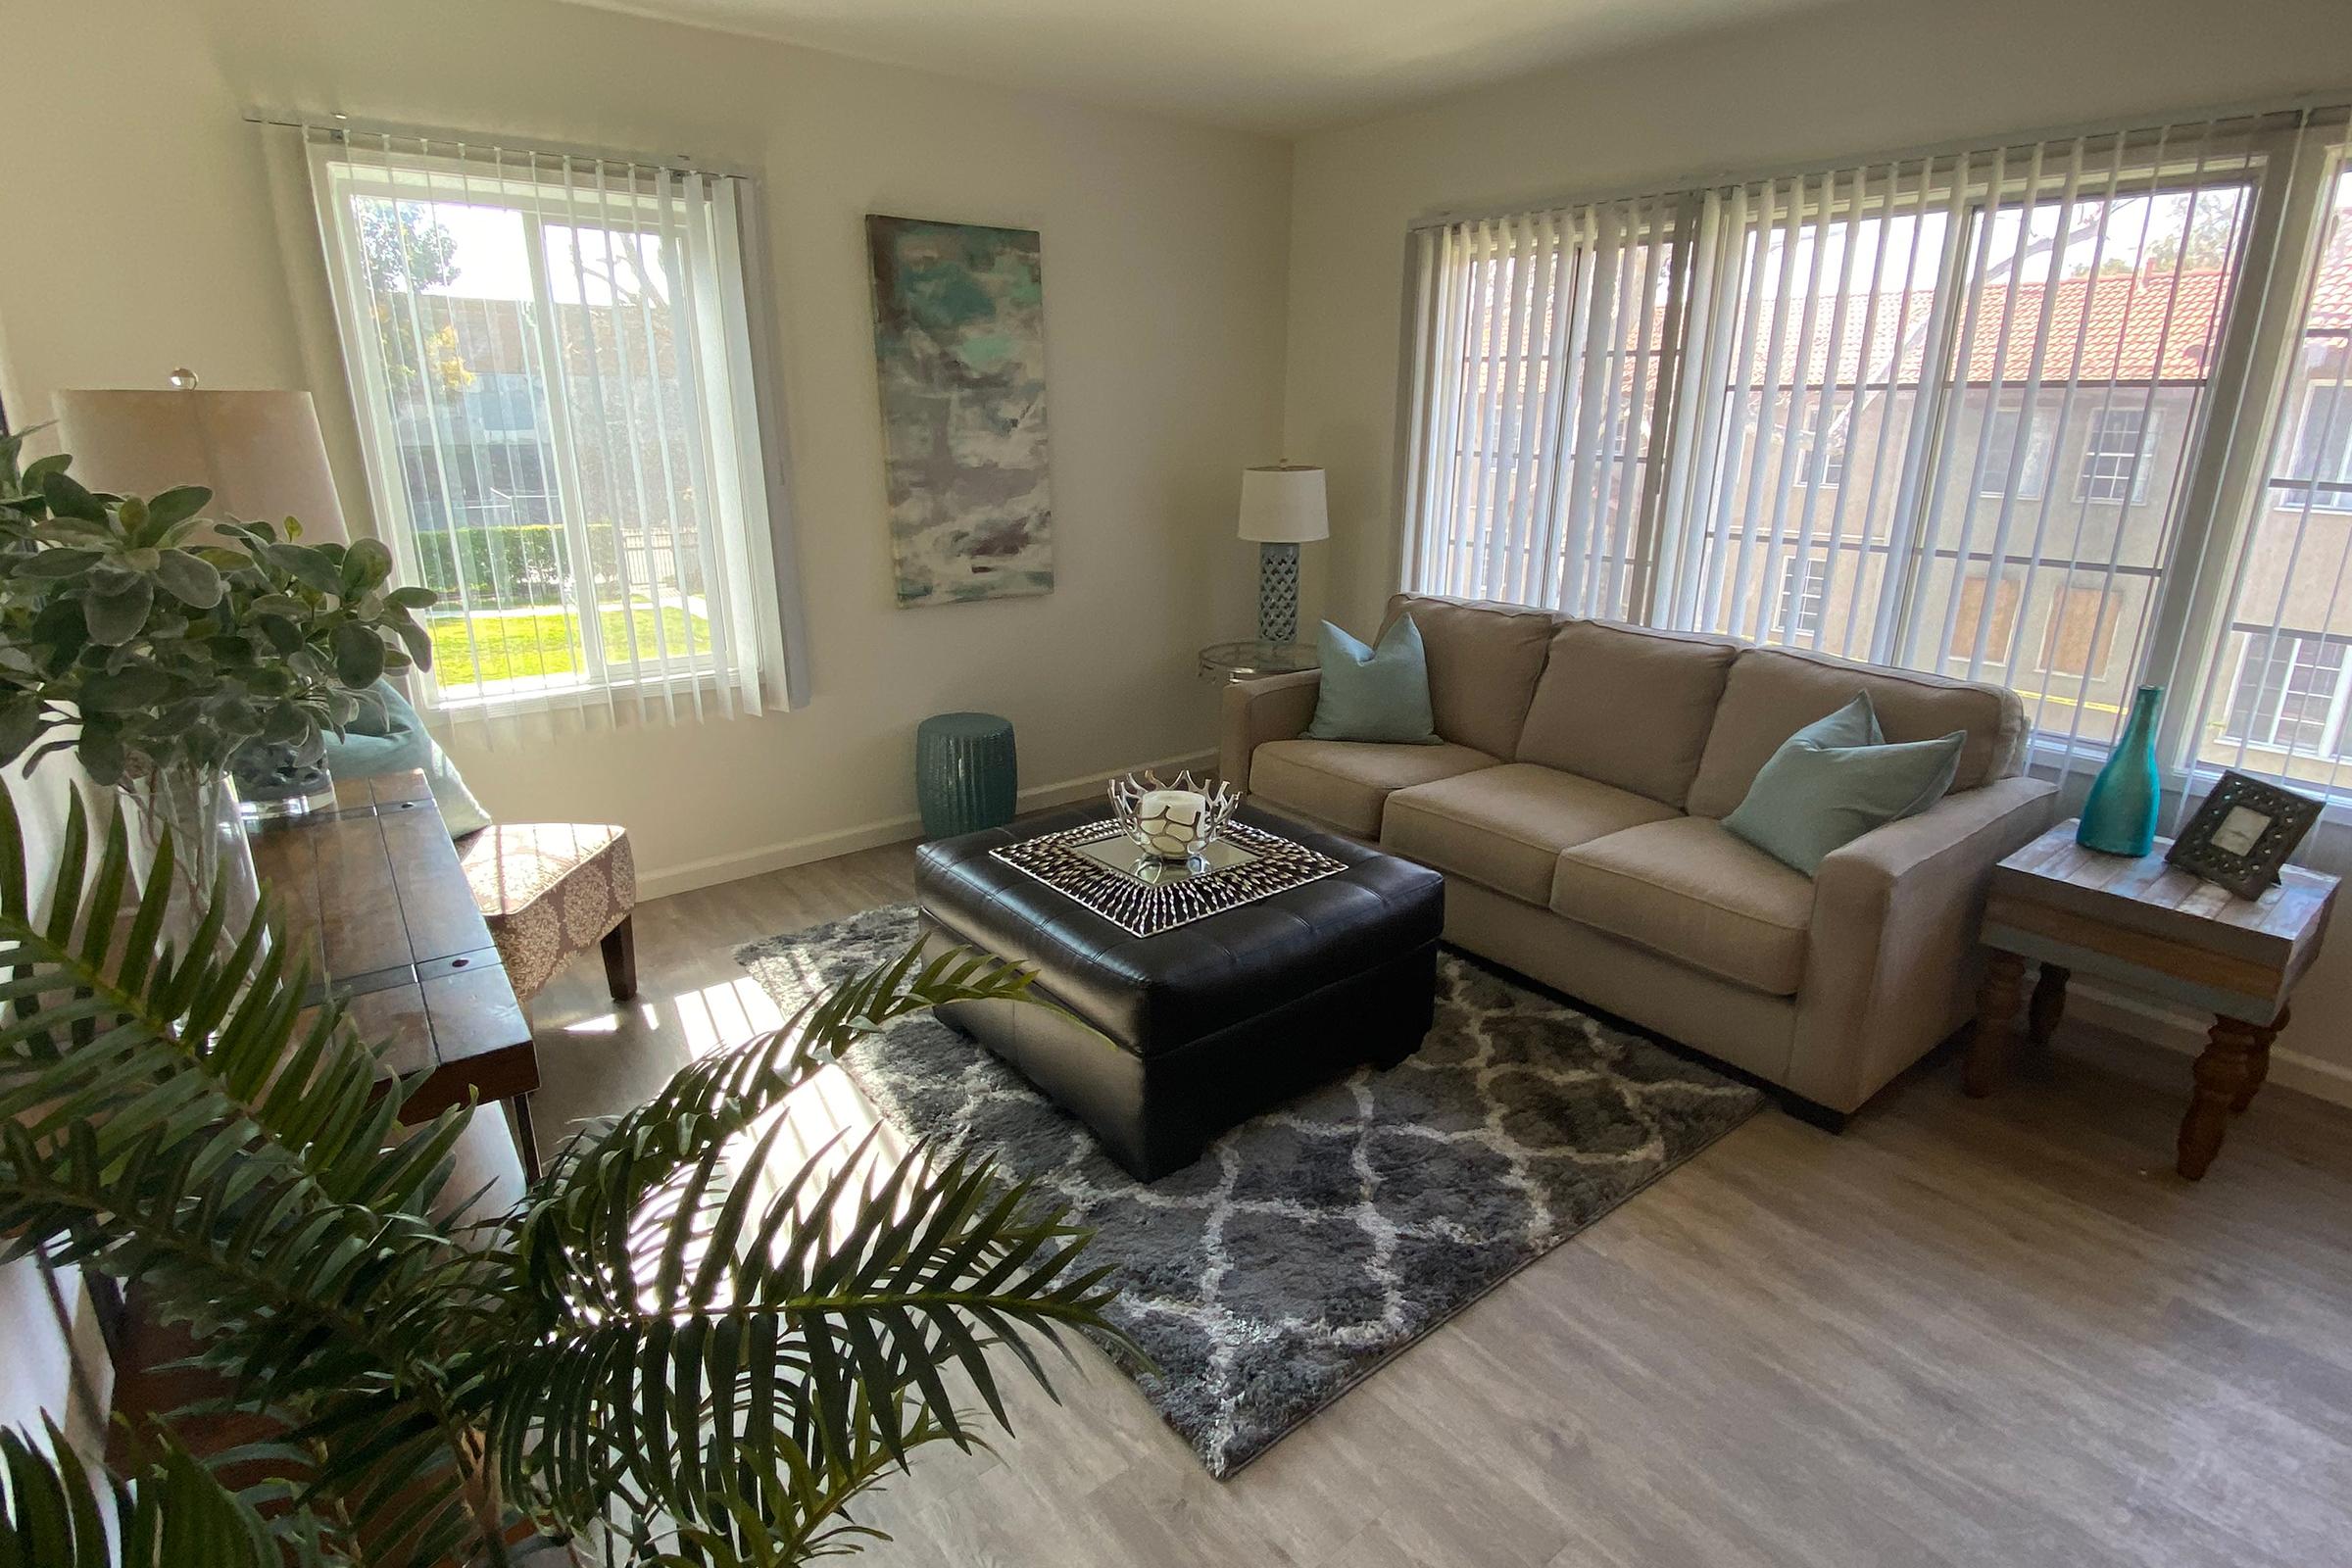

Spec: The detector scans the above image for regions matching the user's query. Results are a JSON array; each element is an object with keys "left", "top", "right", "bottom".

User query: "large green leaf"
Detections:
[
  {"left": 264, "top": 544, "right": 343, "bottom": 596},
  {"left": 38, "top": 470, "right": 107, "bottom": 523},
  {"left": 0, "top": 696, "right": 44, "bottom": 767},
  {"left": 329, "top": 621, "right": 385, "bottom": 689},
  {"left": 74, "top": 666, "right": 172, "bottom": 713},
  {"left": 343, "top": 537, "right": 395, "bottom": 593},
  {"left": 81, "top": 577, "right": 154, "bottom": 647},
  {"left": 143, "top": 485, "right": 214, "bottom": 534},
  {"left": 154, "top": 549, "right": 224, "bottom": 609},
  {"left": 14, "top": 549, "right": 101, "bottom": 579}
]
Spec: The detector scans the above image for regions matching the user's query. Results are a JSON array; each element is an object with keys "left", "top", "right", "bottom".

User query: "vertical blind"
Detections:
[
  {"left": 1402, "top": 104, "right": 2352, "bottom": 805},
  {"left": 292, "top": 122, "right": 797, "bottom": 733},
  {"left": 1402, "top": 199, "right": 1680, "bottom": 618},
  {"left": 2171, "top": 145, "right": 2352, "bottom": 808}
]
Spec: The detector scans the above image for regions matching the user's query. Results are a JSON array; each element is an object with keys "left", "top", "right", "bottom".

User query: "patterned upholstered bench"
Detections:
[{"left": 460, "top": 823, "right": 639, "bottom": 1004}]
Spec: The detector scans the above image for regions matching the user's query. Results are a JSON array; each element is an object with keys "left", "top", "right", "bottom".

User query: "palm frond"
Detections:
[
  {"left": 0, "top": 1419, "right": 278, "bottom": 1568},
  {"left": 513, "top": 944, "right": 1041, "bottom": 1299},
  {"left": 505, "top": 1096, "right": 1121, "bottom": 1553},
  {"left": 1, "top": 765, "right": 1124, "bottom": 1566},
  {"left": 0, "top": 785, "right": 469, "bottom": 1227}
]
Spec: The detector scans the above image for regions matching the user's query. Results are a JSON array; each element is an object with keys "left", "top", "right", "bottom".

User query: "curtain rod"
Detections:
[
  {"left": 1408, "top": 87, "right": 2352, "bottom": 232},
  {"left": 241, "top": 107, "right": 758, "bottom": 182}
]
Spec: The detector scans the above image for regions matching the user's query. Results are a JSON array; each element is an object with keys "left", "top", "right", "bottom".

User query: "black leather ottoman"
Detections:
[{"left": 914, "top": 805, "right": 1444, "bottom": 1181}]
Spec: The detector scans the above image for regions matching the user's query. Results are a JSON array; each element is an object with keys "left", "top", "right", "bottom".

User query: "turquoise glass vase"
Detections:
[{"left": 2078, "top": 684, "right": 2164, "bottom": 857}]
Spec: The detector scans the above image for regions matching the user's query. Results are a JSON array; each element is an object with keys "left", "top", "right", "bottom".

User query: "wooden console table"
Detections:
[
  {"left": 1965, "top": 819, "right": 2337, "bottom": 1180},
  {"left": 248, "top": 770, "right": 541, "bottom": 1179}
]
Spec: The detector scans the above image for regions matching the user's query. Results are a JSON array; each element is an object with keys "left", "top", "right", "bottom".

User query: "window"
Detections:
[
  {"left": 309, "top": 131, "right": 794, "bottom": 717},
  {"left": 1776, "top": 555, "right": 1829, "bottom": 640},
  {"left": 1949, "top": 574, "right": 2023, "bottom": 661},
  {"left": 1404, "top": 106, "right": 2352, "bottom": 806},
  {"left": 2039, "top": 584, "right": 2124, "bottom": 677},
  {"left": 1980, "top": 407, "right": 2057, "bottom": 500},
  {"left": 2223, "top": 634, "right": 2348, "bottom": 754},
  {"left": 2077, "top": 406, "right": 2162, "bottom": 505},
  {"left": 2193, "top": 161, "right": 2352, "bottom": 796},
  {"left": 1797, "top": 422, "right": 1846, "bottom": 488},
  {"left": 1402, "top": 203, "right": 1674, "bottom": 615},
  {"left": 2279, "top": 382, "right": 2352, "bottom": 511}
]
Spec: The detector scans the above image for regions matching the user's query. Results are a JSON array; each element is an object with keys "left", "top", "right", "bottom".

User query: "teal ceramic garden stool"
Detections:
[{"left": 916, "top": 712, "right": 1017, "bottom": 839}]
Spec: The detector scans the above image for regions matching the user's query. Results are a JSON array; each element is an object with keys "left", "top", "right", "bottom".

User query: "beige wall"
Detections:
[
  {"left": 1280, "top": 0, "right": 2352, "bottom": 1094},
  {"left": 0, "top": 0, "right": 1290, "bottom": 894}
]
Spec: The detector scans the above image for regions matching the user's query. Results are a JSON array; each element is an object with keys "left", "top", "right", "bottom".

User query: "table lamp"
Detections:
[
  {"left": 1238, "top": 463, "right": 1328, "bottom": 644},
  {"left": 52, "top": 372, "right": 350, "bottom": 546},
  {"left": 55, "top": 373, "right": 356, "bottom": 815}
]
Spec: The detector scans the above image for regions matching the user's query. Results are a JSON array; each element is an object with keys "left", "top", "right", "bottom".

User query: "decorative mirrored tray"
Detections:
[
  {"left": 1068, "top": 825, "right": 1262, "bottom": 886},
  {"left": 991, "top": 815, "right": 1344, "bottom": 936}
]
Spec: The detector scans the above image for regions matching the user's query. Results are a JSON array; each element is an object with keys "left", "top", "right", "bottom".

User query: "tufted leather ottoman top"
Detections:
[{"left": 916, "top": 805, "right": 1443, "bottom": 1054}]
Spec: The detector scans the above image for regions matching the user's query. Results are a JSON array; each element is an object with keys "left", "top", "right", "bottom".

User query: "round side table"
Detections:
[{"left": 1198, "top": 640, "right": 1318, "bottom": 682}]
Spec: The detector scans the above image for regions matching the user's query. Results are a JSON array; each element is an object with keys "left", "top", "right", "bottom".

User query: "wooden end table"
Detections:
[
  {"left": 1965, "top": 818, "right": 2337, "bottom": 1179},
  {"left": 248, "top": 769, "right": 541, "bottom": 1179}
]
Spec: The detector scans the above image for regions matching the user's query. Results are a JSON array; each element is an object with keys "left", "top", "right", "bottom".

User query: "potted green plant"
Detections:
[
  {"left": 0, "top": 427, "right": 435, "bottom": 940},
  {"left": 0, "top": 787, "right": 1118, "bottom": 1565}
]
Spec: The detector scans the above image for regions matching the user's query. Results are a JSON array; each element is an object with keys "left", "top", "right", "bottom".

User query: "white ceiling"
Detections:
[{"left": 555, "top": 0, "right": 1832, "bottom": 135}]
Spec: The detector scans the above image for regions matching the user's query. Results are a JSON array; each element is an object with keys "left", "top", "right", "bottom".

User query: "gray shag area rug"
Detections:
[{"left": 735, "top": 905, "right": 1763, "bottom": 1479}]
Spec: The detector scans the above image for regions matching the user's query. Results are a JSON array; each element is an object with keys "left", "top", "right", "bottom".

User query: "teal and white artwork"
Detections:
[{"left": 865, "top": 215, "right": 1054, "bottom": 606}]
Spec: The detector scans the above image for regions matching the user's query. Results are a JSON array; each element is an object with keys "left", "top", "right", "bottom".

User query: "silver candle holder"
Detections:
[{"left": 1106, "top": 769, "right": 1244, "bottom": 868}]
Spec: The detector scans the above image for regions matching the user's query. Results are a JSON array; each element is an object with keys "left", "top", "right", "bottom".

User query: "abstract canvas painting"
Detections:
[{"left": 865, "top": 216, "right": 1054, "bottom": 606}]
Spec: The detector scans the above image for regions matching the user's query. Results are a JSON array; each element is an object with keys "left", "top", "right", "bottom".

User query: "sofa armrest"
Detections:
[
  {"left": 1219, "top": 670, "right": 1321, "bottom": 788},
  {"left": 1788, "top": 775, "right": 2058, "bottom": 1111}
]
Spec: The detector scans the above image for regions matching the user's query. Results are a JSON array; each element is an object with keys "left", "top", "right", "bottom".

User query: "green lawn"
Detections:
[{"left": 431, "top": 607, "right": 711, "bottom": 687}]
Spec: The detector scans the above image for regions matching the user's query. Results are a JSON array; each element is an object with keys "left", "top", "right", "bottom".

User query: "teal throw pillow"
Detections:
[
  {"left": 1304, "top": 615, "right": 1440, "bottom": 745},
  {"left": 1722, "top": 692, "right": 1963, "bottom": 875},
  {"left": 324, "top": 678, "right": 495, "bottom": 837}
]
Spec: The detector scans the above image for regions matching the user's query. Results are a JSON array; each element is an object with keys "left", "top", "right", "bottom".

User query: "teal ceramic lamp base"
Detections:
[
  {"left": 2077, "top": 684, "right": 2164, "bottom": 857},
  {"left": 1256, "top": 542, "right": 1300, "bottom": 643}
]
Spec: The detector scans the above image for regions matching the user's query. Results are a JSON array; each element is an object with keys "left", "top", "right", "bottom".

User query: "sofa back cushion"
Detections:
[
  {"left": 1685, "top": 646, "right": 2026, "bottom": 818},
  {"left": 1515, "top": 620, "right": 1740, "bottom": 808},
  {"left": 1380, "top": 593, "right": 1556, "bottom": 760}
]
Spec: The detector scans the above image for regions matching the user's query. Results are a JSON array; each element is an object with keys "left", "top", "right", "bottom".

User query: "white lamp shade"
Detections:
[
  {"left": 1238, "top": 465, "right": 1329, "bottom": 543},
  {"left": 52, "top": 388, "right": 350, "bottom": 546}
]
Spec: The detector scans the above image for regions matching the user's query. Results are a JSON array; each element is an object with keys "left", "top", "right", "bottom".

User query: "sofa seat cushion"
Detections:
[
  {"left": 1250, "top": 738, "right": 1499, "bottom": 839},
  {"left": 1550, "top": 816, "right": 1815, "bottom": 996},
  {"left": 1384, "top": 764, "right": 1679, "bottom": 906}
]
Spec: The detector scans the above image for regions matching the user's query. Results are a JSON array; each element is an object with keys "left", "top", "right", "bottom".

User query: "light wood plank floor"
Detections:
[{"left": 521, "top": 839, "right": 2352, "bottom": 1568}]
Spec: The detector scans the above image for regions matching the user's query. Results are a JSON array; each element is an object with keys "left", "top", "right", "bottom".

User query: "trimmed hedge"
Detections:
[{"left": 411, "top": 521, "right": 688, "bottom": 604}]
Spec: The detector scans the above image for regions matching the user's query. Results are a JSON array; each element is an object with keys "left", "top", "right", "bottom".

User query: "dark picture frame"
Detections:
[{"left": 2165, "top": 770, "right": 2323, "bottom": 899}]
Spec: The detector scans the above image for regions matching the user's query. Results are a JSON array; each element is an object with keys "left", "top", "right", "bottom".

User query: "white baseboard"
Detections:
[
  {"left": 2063, "top": 978, "right": 2352, "bottom": 1109},
  {"left": 635, "top": 748, "right": 1218, "bottom": 901}
]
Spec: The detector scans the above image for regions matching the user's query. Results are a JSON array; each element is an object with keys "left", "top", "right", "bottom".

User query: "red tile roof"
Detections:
[{"left": 1766, "top": 242, "right": 2352, "bottom": 387}]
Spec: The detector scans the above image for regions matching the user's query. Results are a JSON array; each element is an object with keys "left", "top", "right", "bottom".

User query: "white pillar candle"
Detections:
[
  {"left": 1142, "top": 790, "right": 1205, "bottom": 828},
  {"left": 1139, "top": 789, "right": 1207, "bottom": 858}
]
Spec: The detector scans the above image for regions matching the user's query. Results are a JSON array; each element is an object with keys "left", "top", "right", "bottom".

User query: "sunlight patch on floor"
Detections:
[{"left": 669, "top": 976, "right": 790, "bottom": 1060}]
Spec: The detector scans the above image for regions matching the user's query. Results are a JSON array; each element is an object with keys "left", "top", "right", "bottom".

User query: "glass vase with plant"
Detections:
[{"left": 0, "top": 425, "right": 436, "bottom": 939}]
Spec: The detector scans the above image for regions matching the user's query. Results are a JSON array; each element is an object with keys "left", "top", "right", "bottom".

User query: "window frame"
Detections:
[
  {"left": 2220, "top": 630, "right": 2352, "bottom": 756},
  {"left": 308, "top": 137, "right": 795, "bottom": 717},
  {"left": 2075, "top": 405, "right": 2163, "bottom": 506},
  {"left": 1774, "top": 553, "right": 1831, "bottom": 640},
  {"left": 1979, "top": 404, "right": 2059, "bottom": 501},
  {"left": 2276, "top": 380, "right": 2352, "bottom": 512}
]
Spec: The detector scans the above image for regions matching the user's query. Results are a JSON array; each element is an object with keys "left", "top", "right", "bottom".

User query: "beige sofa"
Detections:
[{"left": 1221, "top": 593, "right": 2059, "bottom": 1118}]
